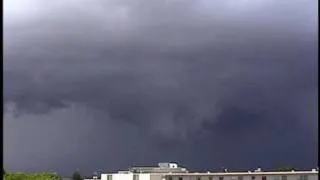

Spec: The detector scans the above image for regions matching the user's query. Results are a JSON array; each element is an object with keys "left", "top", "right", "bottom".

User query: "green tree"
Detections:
[
  {"left": 72, "top": 171, "right": 83, "bottom": 180},
  {"left": 4, "top": 172, "right": 62, "bottom": 180}
]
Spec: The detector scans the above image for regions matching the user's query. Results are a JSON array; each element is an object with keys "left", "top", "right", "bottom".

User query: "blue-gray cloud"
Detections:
[{"left": 4, "top": 0, "right": 317, "bottom": 176}]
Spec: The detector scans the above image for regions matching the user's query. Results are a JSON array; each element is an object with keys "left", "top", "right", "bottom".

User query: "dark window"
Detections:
[
  {"left": 238, "top": 176, "right": 243, "bottom": 180},
  {"left": 133, "top": 175, "right": 139, "bottom": 180},
  {"left": 197, "top": 177, "right": 201, "bottom": 180},
  {"left": 262, "top": 176, "right": 267, "bottom": 180},
  {"left": 219, "top": 177, "right": 224, "bottom": 180},
  {"left": 107, "top": 175, "right": 112, "bottom": 180},
  {"left": 209, "top": 177, "right": 213, "bottom": 180},
  {"left": 281, "top": 176, "right": 287, "bottom": 180},
  {"left": 168, "top": 176, "right": 172, "bottom": 180},
  {"left": 179, "top": 177, "right": 183, "bottom": 180},
  {"left": 300, "top": 175, "right": 308, "bottom": 180},
  {"left": 252, "top": 176, "right": 256, "bottom": 180}
]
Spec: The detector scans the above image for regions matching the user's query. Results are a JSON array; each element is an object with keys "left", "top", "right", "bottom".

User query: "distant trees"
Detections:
[
  {"left": 72, "top": 171, "right": 83, "bottom": 180},
  {"left": 4, "top": 172, "right": 62, "bottom": 180}
]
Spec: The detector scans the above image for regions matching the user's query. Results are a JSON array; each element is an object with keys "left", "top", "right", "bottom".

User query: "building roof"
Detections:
[
  {"left": 101, "top": 163, "right": 318, "bottom": 176},
  {"left": 159, "top": 171, "right": 319, "bottom": 176},
  {"left": 126, "top": 162, "right": 188, "bottom": 173},
  {"left": 128, "top": 167, "right": 188, "bottom": 173}
]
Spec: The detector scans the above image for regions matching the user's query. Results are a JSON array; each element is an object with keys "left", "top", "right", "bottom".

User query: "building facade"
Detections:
[{"left": 101, "top": 163, "right": 318, "bottom": 180}]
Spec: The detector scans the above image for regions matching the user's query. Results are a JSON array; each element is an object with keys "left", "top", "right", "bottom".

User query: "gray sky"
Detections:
[{"left": 3, "top": 0, "right": 318, "bottom": 176}]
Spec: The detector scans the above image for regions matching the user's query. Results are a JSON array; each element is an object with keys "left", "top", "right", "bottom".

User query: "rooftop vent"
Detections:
[
  {"left": 170, "top": 163, "right": 178, "bottom": 168},
  {"left": 158, "top": 163, "right": 178, "bottom": 169}
]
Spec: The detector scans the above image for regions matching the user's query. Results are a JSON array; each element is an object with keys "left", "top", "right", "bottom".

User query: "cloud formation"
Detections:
[{"left": 4, "top": 0, "right": 318, "bottom": 175}]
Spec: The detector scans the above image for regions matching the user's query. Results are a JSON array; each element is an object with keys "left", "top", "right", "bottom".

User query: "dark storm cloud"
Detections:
[{"left": 4, "top": 0, "right": 317, "bottom": 175}]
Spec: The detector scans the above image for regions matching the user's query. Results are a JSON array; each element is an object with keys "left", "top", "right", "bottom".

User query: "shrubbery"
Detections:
[{"left": 4, "top": 172, "right": 62, "bottom": 180}]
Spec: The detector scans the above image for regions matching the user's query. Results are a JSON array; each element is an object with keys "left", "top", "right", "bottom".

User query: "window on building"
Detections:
[
  {"left": 262, "top": 176, "right": 267, "bottom": 180},
  {"left": 209, "top": 177, "right": 213, "bottom": 180},
  {"left": 168, "top": 176, "right": 173, "bottom": 180},
  {"left": 300, "top": 175, "right": 308, "bottom": 180},
  {"left": 281, "top": 176, "right": 287, "bottom": 180},
  {"left": 219, "top": 177, "right": 224, "bottom": 180},
  {"left": 179, "top": 177, "right": 183, "bottom": 180},
  {"left": 252, "top": 176, "right": 256, "bottom": 180},
  {"left": 274, "top": 176, "right": 280, "bottom": 180},
  {"left": 133, "top": 175, "right": 139, "bottom": 180},
  {"left": 238, "top": 176, "right": 243, "bottom": 180},
  {"left": 197, "top": 177, "right": 201, "bottom": 180},
  {"left": 299, "top": 175, "right": 302, "bottom": 180},
  {"left": 107, "top": 175, "right": 112, "bottom": 180}
]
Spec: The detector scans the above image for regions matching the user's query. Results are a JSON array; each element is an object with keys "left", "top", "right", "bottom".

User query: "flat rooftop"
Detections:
[
  {"left": 105, "top": 163, "right": 318, "bottom": 175},
  {"left": 157, "top": 171, "right": 319, "bottom": 176},
  {"left": 128, "top": 163, "right": 188, "bottom": 173}
]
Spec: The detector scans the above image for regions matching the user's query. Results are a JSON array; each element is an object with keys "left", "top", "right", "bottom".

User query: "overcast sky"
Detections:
[{"left": 3, "top": 0, "right": 318, "bottom": 176}]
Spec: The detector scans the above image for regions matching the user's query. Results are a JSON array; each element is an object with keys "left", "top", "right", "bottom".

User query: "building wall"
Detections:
[
  {"left": 101, "top": 174, "right": 105, "bottom": 180},
  {"left": 114, "top": 174, "right": 134, "bottom": 180},
  {"left": 101, "top": 174, "right": 108, "bottom": 180},
  {"left": 140, "top": 174, "right": 151, "bottom": 180},
  {"left": 102, "top": 173, "right": 318, "bottom": 180},
  {"left": 102, "top": 173, "right": 153, "bottom": 180},
  {"left": 166, "top": 174, "right": 318, "bottom": 180},
  {"left": 150, "top": 174, "right": 165, "bottom": 180}
]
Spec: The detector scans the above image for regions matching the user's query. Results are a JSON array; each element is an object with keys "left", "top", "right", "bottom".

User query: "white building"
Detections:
[{"left": 100, "top": 163, "right": 318, "bottom": 180}]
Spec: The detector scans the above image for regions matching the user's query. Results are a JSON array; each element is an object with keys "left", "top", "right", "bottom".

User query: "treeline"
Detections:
[{"left": 4, "top": 172, "right": 62, "bottom": 180}]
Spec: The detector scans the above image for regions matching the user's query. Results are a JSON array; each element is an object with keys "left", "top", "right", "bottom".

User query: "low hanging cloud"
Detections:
[{"left": 4, "top": 0, "right": 318, "bottom": 175}]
